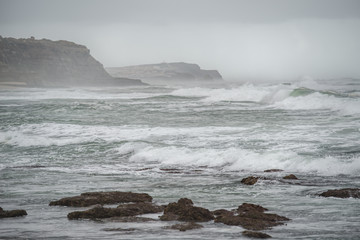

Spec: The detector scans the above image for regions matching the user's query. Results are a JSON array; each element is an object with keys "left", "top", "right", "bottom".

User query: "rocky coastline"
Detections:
[
  {"left": 0, "top": 36, "right": 146, "bottom": 87},
  {"left": 106, "top": 62, "right": 223, "bottom": 85},
  {"left": 2, "top": 176, "right": 359, "bottom": 238}
]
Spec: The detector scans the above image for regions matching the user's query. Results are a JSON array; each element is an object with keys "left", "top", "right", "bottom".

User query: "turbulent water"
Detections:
[{"left": 0, "top": 78, "right": 359, "bottom": 239}]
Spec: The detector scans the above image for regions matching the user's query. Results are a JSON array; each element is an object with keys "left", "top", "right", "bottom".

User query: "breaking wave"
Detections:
[
  {"left": 116, "top": 143, "right": 360, "bottom": 176},
  {"left": 170, "top": 82, "right": 360, "bottom": 115}
]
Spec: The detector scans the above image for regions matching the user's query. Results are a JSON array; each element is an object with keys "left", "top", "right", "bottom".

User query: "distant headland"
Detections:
[
  {"left": 0, "top": 36, "right": 224, "bottom": 88},
  {"left": 106, "top": 62, "right": 223, "bottom": 85},
  {"left": 0, "top": 36, "right": 146, "bottom": 87}
]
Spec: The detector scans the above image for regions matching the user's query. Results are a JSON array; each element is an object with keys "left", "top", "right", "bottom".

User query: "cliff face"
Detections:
[
  {"left": 106, "top": 62, "right": 223, "bottom": 85},
  {"left": 0, "top": 37, "right": 145, "bottom": 87}
]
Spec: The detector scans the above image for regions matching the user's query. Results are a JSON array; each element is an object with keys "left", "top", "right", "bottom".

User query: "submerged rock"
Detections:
[
  {"left": 101, "top": 216, "right": 156, "bottom": 223},
  {"left": 49, "top": 191, "right": 153, "bottom": 207},
  {"left": 241, "top": 176, "right": 260, "bottom": 185},
  {"left": 0, "top": 207, "right": 27, "bottom": 218},
  {"left": 283, "top": 174, "right": 298, "bottom": 180},
  {"left": 242, "top": 230, "right": 272, "bottom": 238},
  {"left": 319, "top": 188, "right": 360, "bottom": 199},
  {"left": 102, "top": 228, "right": 136, "bottom": 232},
  {"left": 68, "top": 202, "right": 164, "bottom": 220},
  {"left": 164, "top": 222, "right": 204, "bottom": 231},
  {"left": 160, "top": 198, "right": 214, "bottom": 222},
  {"left": 214, "top": 203, "right": 289, "bottom": 231},
  {"left": 264, "top": 169, "right": 283, "bottom": 173}
]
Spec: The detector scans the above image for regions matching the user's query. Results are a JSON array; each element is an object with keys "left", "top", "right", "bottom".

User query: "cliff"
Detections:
[
  {"left": 0, "top": 36, "right": 146, "bottom": 87},
  {"left": 106, "top": 62, "right": 223, "bottom": 85}
]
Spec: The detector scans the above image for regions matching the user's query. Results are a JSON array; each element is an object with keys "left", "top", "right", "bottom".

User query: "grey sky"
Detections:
[{"left": 1, "top": 0, "right": 360, "bottom": 81}]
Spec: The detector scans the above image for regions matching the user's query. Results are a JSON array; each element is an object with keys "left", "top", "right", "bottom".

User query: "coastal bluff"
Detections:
[
  {"left": 106, "top": 62, "right": 223, "bottom": 85},
  {"left": 0, "top": 36, "right": 145, "bottom": 87}
]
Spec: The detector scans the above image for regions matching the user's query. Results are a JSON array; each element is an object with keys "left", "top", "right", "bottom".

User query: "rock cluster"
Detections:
[
  {"left": 214, "top": 203, "right": 289, "bottom": 231},
  {"left": 49, "top": 192, "right": 289, "bottom": 237}
]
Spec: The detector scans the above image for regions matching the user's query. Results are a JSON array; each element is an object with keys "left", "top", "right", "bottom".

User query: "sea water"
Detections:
[{"left": 0, "top": 79, "right": 359, "bottom": 239}]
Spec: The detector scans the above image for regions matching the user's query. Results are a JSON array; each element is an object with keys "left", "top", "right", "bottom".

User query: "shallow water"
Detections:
[{"left": 0, "top": 79, "right": 359, "bottom": 239}]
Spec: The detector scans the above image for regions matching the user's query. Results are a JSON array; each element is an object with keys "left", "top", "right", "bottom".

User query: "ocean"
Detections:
[{"left": 0, "top": 78, "right": 359, "bottom": 239}]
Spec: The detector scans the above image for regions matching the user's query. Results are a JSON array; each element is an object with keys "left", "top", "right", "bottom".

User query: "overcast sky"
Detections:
[{"left": 1, "top": 0, "right": 360, "bottom": 81}]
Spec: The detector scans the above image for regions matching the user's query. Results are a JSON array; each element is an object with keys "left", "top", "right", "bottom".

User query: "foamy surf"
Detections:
[
  {"left": 1, "top": 79, "right": 359, "bottom": 240},
  {"left": 114, "top": 143, "right": 360, "bottom": 176}
]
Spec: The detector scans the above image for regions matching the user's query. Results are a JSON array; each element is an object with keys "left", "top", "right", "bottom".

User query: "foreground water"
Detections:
[{"left": 0, "top": 79, "right": 359, "bottom": 239}]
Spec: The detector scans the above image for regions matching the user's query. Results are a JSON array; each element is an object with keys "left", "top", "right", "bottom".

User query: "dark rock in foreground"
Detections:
[
  {"left": 68, "top": 202, "right": 164, "bottom": 220},
  {"left": 283, "top": 174, "right": 298, "bottom": 180},
  {"left": 165, "top": 222, "right": 204, "bottom": 231},
  {"left": 0, "top": 207, "right": 27, "bottom": 218},
  {"left": 319, "top": 188, "right": 360, "bottom": 199},
  {"left": 160, "top": 198, "right": 214, "bottom": 222},
  {"left": 242, "top": 230, "right": 272, "bottom": 238},
  {"left": 215, "top": 203, "right": 289, "bottom": 231},
  {"left": 49, "top": 191, "right": 152, "bottom": 207},
  {"left": 241, "top": 176, "right": 260, "bottom": 185}
]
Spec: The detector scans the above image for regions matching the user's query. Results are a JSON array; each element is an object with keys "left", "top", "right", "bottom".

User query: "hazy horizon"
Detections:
[{"left": 1, "top": 0, "right": 360, "bottom": 81}]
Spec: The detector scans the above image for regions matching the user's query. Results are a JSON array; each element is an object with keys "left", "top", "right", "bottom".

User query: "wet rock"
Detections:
[
  {"left": 160, "top": 198, "right": 214, "bottom": 222},
  {"left": 319, "top": 188, "right": 360, "bottom": 199},
  {"left": 283, "top": 174, "right": 298, "bottom": 180},
  {"left": 165, "top": 222, "right": 204, "bottom": 231},
  {"left": 237, "top": 203, "right": 268, "bottom": 213},
  {"left": 0, "top": 207, "right": 27, "bottom": 218},
  {"left": 264, "top": 169, "right": 283, "bottom": 173},
  {"left": 68, "top": 202, "right": 164, "bottom": 220},
  {"left": 215, "top": 203, "right": 289, "bottom": 231},
  {"left": 49, "top": 191, "right": 153, "bottom": 207},
  {"left": 241, "top": 176, "right": 260, "bottom": 185},
  {"left": 212, "top": 209, "right": 234, "bottom": 217},
  {"left": 242, "top": 230, "right": 272, "bottom": 238}
]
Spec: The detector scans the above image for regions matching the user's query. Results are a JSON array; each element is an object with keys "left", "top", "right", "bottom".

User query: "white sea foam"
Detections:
[
  {"left": 170, "top": 84, "right": 292, "bottom": 103},
  {"left": 0, "top": 123, "right": 251, "bottom": 147},
  {"left": 170, "top": 83, "right": 360, "bottom": 115},
  {"left": 0, "top": 87, "right": 164, "bottom": 100},
  {"left": 119, "top": 144, "right": 360, "bottom": 176},
  {"left": 272, "top": 92, "right": 360, "bottom": 115}
]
